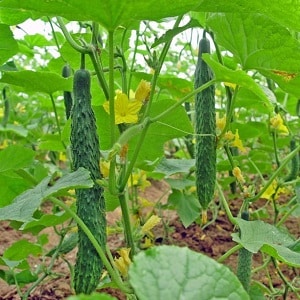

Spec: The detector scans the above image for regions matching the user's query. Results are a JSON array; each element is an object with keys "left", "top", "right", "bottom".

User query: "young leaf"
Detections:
[
  {"left": 0, "top": 168, "right": 93, "bottom": 222},
  {"left": 0, "top": 24, "right": 18, "bottom": 65},
  {"left": 232, "top": 218, "right": 300, "bottom": 267},
  {"left": 168, "top": 190, "right": 200, "bottom": 228},
  {"left": 129, "top": 245, "right": 250, "bottom": 300},
  {"left": 0, "top": 145, "right": 35, "bottom": 173},
  {"left": 0, "top": 70, "right": 72, "bottom": 94},
  {"left": 202, "top": 55, "right": 273, "bottom": 112},
  {"left": 3, "top": 239, "right": 42, "bottom": 261}
]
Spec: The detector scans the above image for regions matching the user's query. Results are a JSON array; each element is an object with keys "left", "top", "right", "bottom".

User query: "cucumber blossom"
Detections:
[
  {"left": 71, "top": 68, "right": 106, "bottom": 294},
  {"left": 194, "top": 34, "right": 216, "bottom": 224}
]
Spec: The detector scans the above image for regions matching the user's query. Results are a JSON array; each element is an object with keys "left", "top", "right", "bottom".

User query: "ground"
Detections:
[{"left": 0, "top": 180, "right": 299, "bottom": 300}]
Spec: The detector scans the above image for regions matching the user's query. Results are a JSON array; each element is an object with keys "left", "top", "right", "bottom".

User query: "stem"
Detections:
[
  {"left": 22, "top": 235, "right": 64, "bottom": 299},
  {"left": 88, "top": 46, "right": 110, "bottom": 99},
  {"left": 217, "top": 244, "right": 242, "bottom": 263},
  {"left": 49, "top": 93, "right": 66, "bottom": 150},
  {"left": 118, "top": 119, "right": 151, "bottom": 192},
  {"left": 119, "top": 193, "right": 136, "bottom": 257},
  {"left": 151, "top": 79, "right": 217, "bottom": 123},
  {"left": 47, "top": 17, "right": 61, "bottom": 54},
  {"left": 216, "top": 183, "right": 237, "bottom": 226},
  {"left": 56, "top": 17, "right": 90, "bottom": 54},
  {"left": 128, "top": 29, "right": 140, "bottom": 92},
  {"left": 272, "top": 132, "right": 280, "bottom": 167},
  {"left": 246, "top": 144, "right": 300, "bottom": 203},
  {"left": 49, "top": 196, "right": 132, "bottom": 294},
  {"left": 142, "top": 16, "right": 183, "bottom": 119},
  {"left": 108, "top": 30, "right": 116, "bottom": 146}
]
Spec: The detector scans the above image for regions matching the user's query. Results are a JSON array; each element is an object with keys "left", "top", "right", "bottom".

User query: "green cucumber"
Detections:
[
  {"left": 62, "top": 64, "right": 73, "bottom": 119},
  {"left": 71, "top": 68, "right": 106, "bottom": 294},
  {"left": 236, "top": 211, "right": 252, "bottom": 292},
  {"left": 194, "top": 34, "right": 216, "bottom": 224}
]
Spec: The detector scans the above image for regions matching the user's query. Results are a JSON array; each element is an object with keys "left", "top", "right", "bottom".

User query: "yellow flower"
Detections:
[
  {"left": 100, "top": 160, "right": 110, "bottom": 178},
  {"left": 0, "top": 107, "right": 3, "bottom": 118},
  {"left": 103, "top": 91, "right": 142, "bottom": 124},
  {"left": 141, "top": 215, "right": 161, "bottom": 234},
  {"left": 216, "top": 113, "right": 226, "bottom": 131},
  {"left": 224, "top": 82, "right": 237, "bottom": 89},
  {"left": 140, "top": 235, "right": 154, "bottom": 249},
  {"left": 232, "top": 166, "right": 245, "bottom": 183},
  {"left": 128, "top": 170, "right": 151, "bottom": 191},
  {"left": 16, "top": 103, "right": 26, "bottom": 113},
  {"left": 135, "top": 80, "right": 151, "bottom": 102},
  {"left": 0, "top": 139, "right": 9, "bottom": 149},
  {"left": 224, "top": 130, "right": 235, "bottom": 141},
  {"left": 114, "top": 248, "right": 132, "bottom": 277},
  {"left": 59, "top": 152, "right": 67, "bottom": 162},
  {"left": 231, "top": 130, "right": 246, "bottom": 153},
  {"left": 270, "top": 114, "right": 289, "bottom": 134},
  {"left": 261, "top": 180, "right": 286, "bottom": 200},
  {"left": 138, "top": 197, "right": 155, "bottom": 208}
]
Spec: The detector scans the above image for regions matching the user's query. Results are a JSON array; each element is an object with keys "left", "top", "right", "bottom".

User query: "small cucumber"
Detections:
[{"left": 62, "top": 64, "right": 73, "bottom": 119}]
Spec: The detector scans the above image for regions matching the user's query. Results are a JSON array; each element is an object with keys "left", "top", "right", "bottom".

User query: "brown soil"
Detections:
[{"left": 0, "top": 180, "right": 299, "bottom": 300}]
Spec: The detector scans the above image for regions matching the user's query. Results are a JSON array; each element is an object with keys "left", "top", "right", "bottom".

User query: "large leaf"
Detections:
[
  {"left": 0, "top": 0, "right": 201, "bottom": 30},
  {"left": 206, "top": 13, "right": 300, "bottom": 73},
  {"left": 130, "top": 99, "right": 193, "bottom": 168},
  {"left": 232, "top": 218, "right": 300, "bottom": 267},
  {"left": 0, "top": 70, "right": 72, "bottom": 94},
  {"left": 0, "top": 24, "right": 18, "bottom": 65},
  {"left": 154, "top": 158, "right": 195, "bottom": 176},
  {"left": 0, "top": 145, "right": 35, "bottom": 173},
  {"left": 0, "top": 168, "right": 93, "bottom": 222},
  {"left": 196, "top": 0, "right": 300, "bottom": 32},
  {"left": 129, "top": 245, "right": 250, "bottom": 300},
  {"left": 168, "top": 190, "right": 200, "bottom": 228},
  {"left": 203, "top": 55, "right": 273, "bottom": 112}
]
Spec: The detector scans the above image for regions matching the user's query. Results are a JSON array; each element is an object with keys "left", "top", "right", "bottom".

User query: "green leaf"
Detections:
[
  {"left": 0, "top": 124, "right": 28, "bottom": 137},
  {"left": 0, "top": 24, "right": 18, "bottom": 65},
  {"left": 0, "top": 0, "right": 201, "bottom": 30},
  {"left": 39, "top": 134, "right": 66, "bottom": 151},
  {"left": 130, "top": 99, "right": 193, "bottom": 169},
  {"left": 168, "top": 190, "right": 200, "bottom": 228},
  {"left": 202, "top": 55, "right": 273, "bottom": 112},
  {"left": 232, "top": 218, "right": 300, "bottom": 267},
  {"left": 154, "top": 158, "right": 195, "bottom": 176},
  {"left": 104, "top": 190, "right": 119, "bottom": 212},
  {"left": 129, "top": 245, "right": 250, "bottom": 300},
  {"left": 0, "top": 70, "right": 72, "bottom": 94},
  {"left": 46, "top": 233, "right": 78, "bottom": 257},
  {"left": 206, "top": 13, "right": 300, "bottom": 73},
  {"left": 0, "top": 269, "right": 38, "bottom": 285},
  {"left": 21, "top": 211, "right": 71, "bottom": 234},
  {"left": 0, "top": 173, "right": 31, "bottom": 207},
  {"left": 3, "top": 239, "right": 42, "bottom": 261},
  {"left": 152, "top": 18, "right": 200, "bottom": 48},
  {"left": 67, "top": 293, "right": 117, "bottom": 300},
  {"left": 197, "top": 0, "right": 300, "bottom": 32},
  {"left": 0, "top": 145, "right": 35, "bottom": 173},
  {"left": 165, "top": 178, "right": 195, "bottom": 190},
  {"left": 0, "top": 167, "right": 93, "bottom": 222}
]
